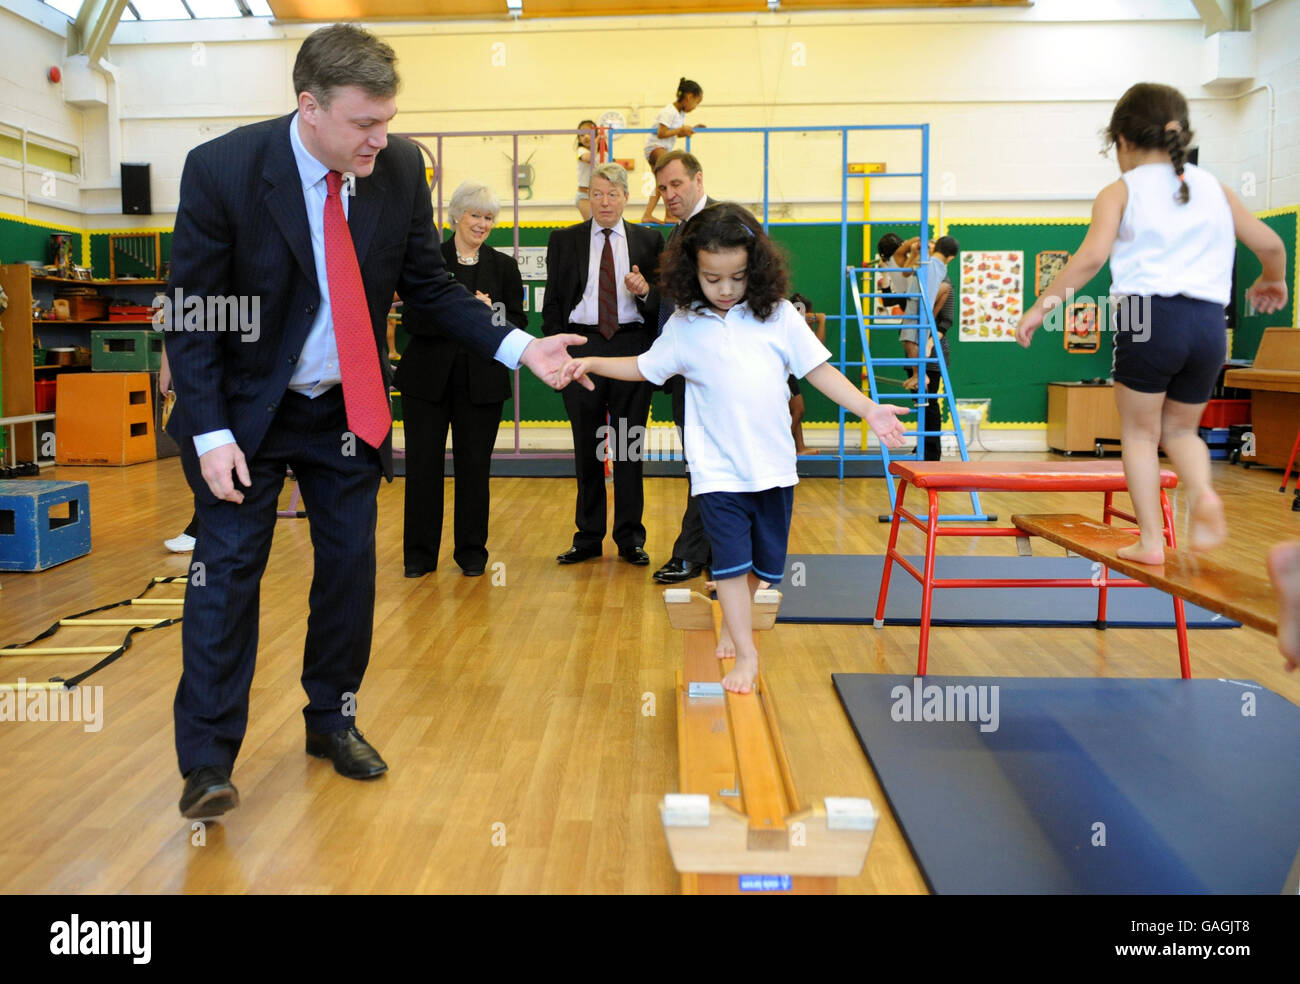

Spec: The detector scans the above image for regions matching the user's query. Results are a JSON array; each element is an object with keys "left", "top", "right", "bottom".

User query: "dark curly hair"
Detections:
[
  {"left": 1105, "top": 82, "right": 1193, "bottom": 204},
  {"left": 659, "top": 202, "right": 789, "bottom": 321}
]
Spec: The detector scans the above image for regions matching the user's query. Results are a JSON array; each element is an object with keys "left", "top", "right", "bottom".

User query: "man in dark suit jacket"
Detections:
[
  {"left": 542, "top": 163, "right": 664, "bottom": 566},
  {"left": 649, "top": 150, "right": 715, "bottom": 584},
  {"left": 164, "top": 24, "right": 587, "bottom": 820}
]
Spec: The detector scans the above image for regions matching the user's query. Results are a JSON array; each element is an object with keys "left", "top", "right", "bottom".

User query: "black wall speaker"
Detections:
[{"left": 121, "top": 162, "right": 152, "bottom": 215}]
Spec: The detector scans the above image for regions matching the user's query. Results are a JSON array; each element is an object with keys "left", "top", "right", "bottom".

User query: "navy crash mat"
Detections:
[
  {"left": 832, "top": 674, "right": 1300, "bottom": 894},
  {"left": 780, "top": 554, "right": 1239, "bottom": 628}
]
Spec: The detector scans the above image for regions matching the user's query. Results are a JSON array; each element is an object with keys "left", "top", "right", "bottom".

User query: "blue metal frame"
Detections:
[{"left": 407, "top": 123, "right": 992, "bottom": 518}]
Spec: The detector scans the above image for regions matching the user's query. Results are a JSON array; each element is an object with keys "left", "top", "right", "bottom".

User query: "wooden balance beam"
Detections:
[
  {"left": 1011, "top": 513, "right": 1279, "bottom": 638},
  {"left": 660, "top": 588, "right": 877, "bottom": 895}
]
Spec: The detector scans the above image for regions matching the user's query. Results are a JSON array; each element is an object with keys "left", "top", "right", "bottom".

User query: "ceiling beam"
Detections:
[{"left": 71, "top": 0, "right": 131, "bottom": 64}]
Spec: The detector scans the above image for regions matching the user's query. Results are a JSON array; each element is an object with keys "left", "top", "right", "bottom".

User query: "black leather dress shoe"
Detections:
[
  {"left": 557, "top": 545, "right": 601, "bottom": 564},
  {"left": 461, "top": 566, "right": 485, "bottom": 577},
  {"left": 652, "top": 557, "right": 705, "bottom": 583},
  {"left": 179, "top": 765, "right": 239, "bottom": 819},
  {"left": 618, "top": 546, "right": 650, "bottom": 566},
  {"left": 404, "top": 565, "right": 435, "bottom": 578},
  {"left": 305, "top": 727, "right": 388, "bottom": 779}
]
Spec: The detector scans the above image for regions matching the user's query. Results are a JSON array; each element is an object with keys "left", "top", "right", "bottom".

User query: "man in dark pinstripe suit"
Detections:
[{"left": 165, "top": 24, "right": 588, "bottom": 819}]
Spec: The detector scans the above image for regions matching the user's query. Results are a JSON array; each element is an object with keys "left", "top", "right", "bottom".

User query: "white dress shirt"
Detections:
[{"left": 567, "top": 220, "right": 644, "bottom": 326}]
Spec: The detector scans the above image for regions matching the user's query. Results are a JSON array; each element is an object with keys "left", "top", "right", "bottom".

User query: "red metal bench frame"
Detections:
[{"left": 873, "top": 461, "right": 1188, "bottom": 677}]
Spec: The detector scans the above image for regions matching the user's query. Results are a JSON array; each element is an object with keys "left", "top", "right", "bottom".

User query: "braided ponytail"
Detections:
[
  {"left": 1106, "top": 84, "right": 1195, "bottom": 204},
  {"left": 1164, "top": 123, "right": 1191, "bottom": 204}
]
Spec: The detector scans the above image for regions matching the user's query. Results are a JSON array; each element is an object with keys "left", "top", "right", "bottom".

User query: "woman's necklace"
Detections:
[{"left": 455, "top": 237, "right": 480, "bottom": 265}]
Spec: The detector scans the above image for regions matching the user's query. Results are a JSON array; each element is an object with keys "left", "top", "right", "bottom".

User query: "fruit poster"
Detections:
[{"left": 959, "top": 250, "right": 1023, "bottom": 342}]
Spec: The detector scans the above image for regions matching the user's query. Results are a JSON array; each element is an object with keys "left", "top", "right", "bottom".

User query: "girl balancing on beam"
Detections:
[
  {"left": 559, "top": 203, "right": 909, "bottom": 694},
  {"left": 1016, "top": 82, "right": 1288, "bottom": 566}
]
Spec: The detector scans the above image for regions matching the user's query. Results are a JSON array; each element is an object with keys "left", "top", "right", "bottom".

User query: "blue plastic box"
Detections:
[{"left": 0, "top": 480, "right": 92, "bottom": 571}]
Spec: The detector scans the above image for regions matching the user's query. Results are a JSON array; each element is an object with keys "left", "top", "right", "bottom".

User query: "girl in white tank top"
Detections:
[{"left": 1016, "top": 83, "right": 1287, "bottom": 568}]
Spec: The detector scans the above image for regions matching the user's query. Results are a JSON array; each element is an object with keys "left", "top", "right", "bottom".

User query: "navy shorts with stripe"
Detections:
[
  {"left": 1111, "top": 294, "right": 1227, "bottom": 404},
  {"left": 696, "top": 487, "right": 795, "bottom": 584}
]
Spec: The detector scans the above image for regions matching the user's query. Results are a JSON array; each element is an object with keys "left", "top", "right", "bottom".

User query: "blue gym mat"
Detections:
[
  {"left": 779, "top": 554, "right": 1239, "bottom": 628},
  {"left": 833, "top": 674, "right": 1300, "bottom": 893}
]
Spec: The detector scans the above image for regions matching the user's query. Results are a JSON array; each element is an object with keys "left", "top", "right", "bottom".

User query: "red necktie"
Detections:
[
  {"left": 324, "top": 170, "right": 391, "bottom": 449},
  {"left": 598, "top": 227, "right": 618, "bottom": 340}
]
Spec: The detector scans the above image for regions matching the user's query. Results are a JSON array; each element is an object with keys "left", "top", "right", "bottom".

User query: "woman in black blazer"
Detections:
[{"left": 396, "top": 181, "right": 527, "bottom": 577}]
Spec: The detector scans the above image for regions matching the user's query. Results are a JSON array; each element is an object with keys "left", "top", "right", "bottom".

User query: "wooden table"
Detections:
[{"left": 1224, "top": 327, "right": 1300, "bottom": 468}]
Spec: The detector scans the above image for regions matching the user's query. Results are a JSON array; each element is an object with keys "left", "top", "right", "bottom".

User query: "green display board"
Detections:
[
  {"left": 943, "top": 220, "right": 1115, "bottom": 424},
  {"left": 1233, "top": 206, "right": 1297, "bottom": 359},
  {"left": 5, "top": 204, "right": 1293, "bottom": 436},
  {"left": 0, "top": 213, "right": 83, "bottom": 269}
]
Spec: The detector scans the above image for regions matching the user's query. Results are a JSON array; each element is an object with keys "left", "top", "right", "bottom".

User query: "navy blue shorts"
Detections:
[
  {"left": 1111, "top": 294, "right": 1227, "bottom": 405},
  {"left": 696, "top": 487, "right": 795, "bottom": 584}
]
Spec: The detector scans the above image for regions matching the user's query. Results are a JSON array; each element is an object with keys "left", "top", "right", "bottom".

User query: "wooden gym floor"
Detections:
[{"left": 0, "top": 452, "right": 1295, "bottom": 894}]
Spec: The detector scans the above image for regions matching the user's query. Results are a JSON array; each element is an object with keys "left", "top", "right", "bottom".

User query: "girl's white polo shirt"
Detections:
[{"left": 637, "top": 298, "right": 832, "bottom": 495}]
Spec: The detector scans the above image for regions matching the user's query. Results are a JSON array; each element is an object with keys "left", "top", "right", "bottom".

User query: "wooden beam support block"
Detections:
[{"left": 1011, "top": 513, "right": 1279, "bottom": 636}]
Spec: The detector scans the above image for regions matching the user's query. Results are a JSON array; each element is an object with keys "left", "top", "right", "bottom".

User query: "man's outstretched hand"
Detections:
[{"left": 521, "top": 334, "right": 596, "bottom": 390}]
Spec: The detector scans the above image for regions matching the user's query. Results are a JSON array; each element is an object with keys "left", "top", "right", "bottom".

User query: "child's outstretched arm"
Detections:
[
  {"left": 1016, "top": 179, "right": 1126, "bottom": 347},
  {"left": 803, "top": 362, "right": 910, "bottom": 448},
  {"left": 1222, "top": 184, "right": 1289, "bottom": 313},
  {"left": 561, "top": 355, "right": 647, "bottom": 387}
]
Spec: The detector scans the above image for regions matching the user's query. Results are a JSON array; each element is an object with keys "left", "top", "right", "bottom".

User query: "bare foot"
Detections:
[
  {"left": 1116, "top": 540, "right": 1165, "bottom": 565},
  {"left": 1189, "top": 489, "right": 1227, "bottom": 552},
  {"left": 722, "top": 647, "right": 758, "bottom": 694},
  {"left": 716, "top": 621, "right": 735, "bottom": 661},
  {"left": 1267, "top": 542, "right": 1300, "bottom": 670}
]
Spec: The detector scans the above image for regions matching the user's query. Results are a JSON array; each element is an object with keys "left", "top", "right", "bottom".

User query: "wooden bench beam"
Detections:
[
  {"left": 1011, "top": 513, "right": 1279, "bottom": 637},
  {"left": 661, "top": 590, "right": 876, "bottom": 891}
]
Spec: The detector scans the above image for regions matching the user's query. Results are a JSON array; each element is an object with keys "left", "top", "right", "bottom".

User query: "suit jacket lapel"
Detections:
[
  {"left": 261, "top": 114, "right": 317, "bottom": 285},
  {"left": 575, "top": 219, "right": 592, "bottom": 295},
  {"left": 348, "top": 158, "right": 386, "bottom": 266}
]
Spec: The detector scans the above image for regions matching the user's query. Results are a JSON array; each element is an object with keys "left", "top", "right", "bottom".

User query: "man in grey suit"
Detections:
[{"left": 650, "top": 150, "right": 715, "bottom": 585}]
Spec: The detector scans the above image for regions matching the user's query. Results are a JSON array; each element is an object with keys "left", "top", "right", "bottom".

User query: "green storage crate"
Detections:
[{"left": 91, "top": 330, "right": 163, "bottom": 372}]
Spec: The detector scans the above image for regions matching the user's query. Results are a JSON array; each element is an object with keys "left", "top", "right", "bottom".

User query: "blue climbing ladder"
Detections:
[{"left": 846, "top": 259, "right": 992, "bottom": 522}]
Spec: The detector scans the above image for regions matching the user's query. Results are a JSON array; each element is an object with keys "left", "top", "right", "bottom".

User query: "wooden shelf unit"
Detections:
[{"left": 2, "top": 264, "right": 165, "bottom": 463}]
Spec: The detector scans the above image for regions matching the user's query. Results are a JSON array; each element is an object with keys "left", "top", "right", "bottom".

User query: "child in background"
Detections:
[
  {"left": 561, "top": 203, "right": 909, "bottom": 693},
  {"left": 1016, "top": 82, "right": 1287, "bottom": 564},
  {"left": 788, "top": 292, "right": 827, "bottom": 454},
  {"left": 575, "top": 119, "right": 596, "bottom": 219},
  {"left": 641, "top": 79, "right": 704, "bottom": 223}
]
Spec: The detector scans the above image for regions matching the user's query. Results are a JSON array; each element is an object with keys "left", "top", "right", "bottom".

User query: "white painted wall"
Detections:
[
  {"left": 0, "top": 0, "right": 86, "bottom": 223},
  {"left": 1248, "top": 0, "right": 1300, "bottom": 208},
  {"left": 0, "top": 0, "right": 1295, "bottom": 226}
]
